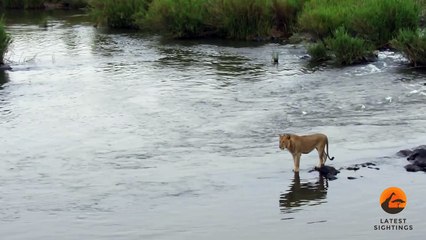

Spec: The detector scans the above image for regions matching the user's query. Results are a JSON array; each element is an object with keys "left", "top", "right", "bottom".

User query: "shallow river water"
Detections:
[{"left": 1, "top": 11, "right": 426, "bottom": 240}]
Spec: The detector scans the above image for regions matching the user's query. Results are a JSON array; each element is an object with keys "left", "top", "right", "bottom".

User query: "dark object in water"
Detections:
[
  {"left": 0, "top": 64, "right": 12, "bottom": 71},
  {"left": 347, "top": 177, "right": 357, "bottom": 180},
  {"left": 344, "top": 162, "right": 376, "bottom": 171},
  {"left": 314, "top": 165, "right": 340, "bottom": 180},
  {"left": 398, "top": 145, "right": 426, "bottom": 172},
  {"left": 346, "top": 166, "right": 360, "bottom": 171}
]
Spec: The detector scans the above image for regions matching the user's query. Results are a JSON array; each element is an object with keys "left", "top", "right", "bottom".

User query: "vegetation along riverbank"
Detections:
[
  {"left": 1, "top": 0, "right": 426, "bottom": 66},
  {"left": 86, "top": 0, "right": 426, "bottom": 67},
  {"left": 0, "top": 17, "right": 12, "bottom": 68}
]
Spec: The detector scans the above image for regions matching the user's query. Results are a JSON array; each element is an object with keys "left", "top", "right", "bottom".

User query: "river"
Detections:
[{"left": 1, "top": 11, "right": 426, "bottom": 240}]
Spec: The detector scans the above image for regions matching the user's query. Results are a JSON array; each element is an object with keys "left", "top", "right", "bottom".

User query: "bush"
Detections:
[
  {"left": 206, "top": 0, "right": 273, "bottom": 39},
  {"left": 325, "top": 27, "right": 374, "bottom": 65},
  {"left": 271, "top": 0, "right": 305, "bottom": 35},
  {"left": 89, "top": 0, "right": 151, "bottom": 29},
  {"left": 143, "top": 0, "right": 209, "bottom": 38},
  {"left": 391, "top": 29, "right": 426, "bottom": 66},
  {"left": 93, "top": 0, "right": 304, "bottom": 40},
  {"left": 299, "top": 0, "right": 420, "bottom": 47},
  {"left": 307, "top": 41, "right": 329, "bottom": 62},
  {"left": 0, "top": 18, "right": 12, "bottom": 65}
]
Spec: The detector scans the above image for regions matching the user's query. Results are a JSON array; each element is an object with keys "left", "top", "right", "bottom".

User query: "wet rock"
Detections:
[
  {"left": 404, "top": 164, "right": 423, "bottom": 172},
  {"left": 344, "top": 162, "right": 376, "bottom": 171},
  {"left": 367, "top": 166, "right": 380, "bottom": 170},
  {"left": 0, "top": 64, "right": 12, "bottom": 71},
  {"left": 346, "top": 166, "right": 360, "bottom": 171},
  {"left": 398, "top": 145, "right": 426, "bottom": 172},
  {"left": 397, "top": 149, "right": 413, "bottom": 157},
  {"left": 314, "top": 165, "right": 340, "bottom": 180},
  {"left": 407, "top": 149, "right": 426, "bottom": 161}
]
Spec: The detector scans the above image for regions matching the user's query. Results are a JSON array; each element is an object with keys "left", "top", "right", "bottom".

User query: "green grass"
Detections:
[
  {"left": 325, "top": 27, "right": 374, "bottom": 65},
  {"left": 391, "top": 29, "right": 426, "bottom": 66},
  {"left": 299, "top": 0, "right": 420, "bottom": 47},
  {"left": 89, "top": 0, "right": 151, "bottom": 29},
  {"left": 143, "top": 0, "right": 209, "bottom": 38},
  {"left": 0, "top": 18, "right": 12, "bottom": 65},
  {"left": 144, "top": 0, "right": 305, "bottom": 39},
  {"left": 307, "top": 41, "right": 329, "bottom": 62}
]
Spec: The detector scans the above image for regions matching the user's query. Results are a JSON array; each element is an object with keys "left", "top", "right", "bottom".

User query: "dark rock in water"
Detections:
[
  {"left": 345, "top": 162, "right": 376, "bottom": 171},
  {"left": 397, "top": 149, "right": 413, "bottom": 157},
  {"left": 346, "top": 166, "right": 360, "bottom": 171},
  {"left": 0, "top": 64, "right": 12, "bottom": 71},
  {"left": 398, "top": 145, "right": 426, "bottom": 172},
  {"left": 314, "top": 165, "right": 340, "bottom": 180},
  {"left": 347, "top": 177, "right": 357, "bottom": 180},
  {"left": 407, "top": 149, "right": 426, "bottom": 161},
  {"left": 367, "top": 166, "right": 380, "bottom": 170},
  {"left": 404, "top": 164, "right": 423, "bottom": 172}
]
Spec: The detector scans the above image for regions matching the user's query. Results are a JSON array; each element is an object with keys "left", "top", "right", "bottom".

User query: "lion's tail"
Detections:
[{"left": 325, "top": 139, "right": 335, "bottom": 161}]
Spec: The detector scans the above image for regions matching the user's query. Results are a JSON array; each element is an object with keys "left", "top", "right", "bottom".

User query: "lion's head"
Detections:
[{"left": 279, "top": 134, "right": 291, "bottom": 150}]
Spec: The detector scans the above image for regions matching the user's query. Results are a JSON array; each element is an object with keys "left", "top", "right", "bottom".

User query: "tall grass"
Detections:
[
  {"left": 206, "top": 0, "right": 272, "bottom": 39},
  {"left": 89, "top": 0, "right": 151, "bottom": 28},
  {"left": 0, "top": 18, "right": 12, "bottom": 65},
  {"left": 391, "top": 29, "right": 426, "bottom": 66},
  {"left": 326, "top": 27, "right": 374, "bottom": 65},
  {"left": 299, "top": 0, "right": 420, "bottom": 47},
  {"left": 142, "top": 0, "right": 304, "bottom": 39},
  {"left": 143, "top": 0, "right": 209, "bottom": 38}
]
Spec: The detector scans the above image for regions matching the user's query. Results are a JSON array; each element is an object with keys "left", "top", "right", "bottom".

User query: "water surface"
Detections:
[{"left": 1, "top": 11, "right": 426, "bottom": 240}]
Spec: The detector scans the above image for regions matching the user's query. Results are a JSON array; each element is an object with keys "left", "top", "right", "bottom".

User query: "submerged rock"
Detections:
[
  {"left": 398, "top": 145, "right": 426, "bottom": 172},
  {"left": 343, "top": 162, "right": 377, "bottom": 171},
  {"left": 314, "top": 165, "right": 340, "bottom": 180}
]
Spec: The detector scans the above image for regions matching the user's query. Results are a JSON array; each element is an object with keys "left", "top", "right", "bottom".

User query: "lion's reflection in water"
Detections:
[{"left": 279, "top": 172, "right": 328, "bottom": 213}]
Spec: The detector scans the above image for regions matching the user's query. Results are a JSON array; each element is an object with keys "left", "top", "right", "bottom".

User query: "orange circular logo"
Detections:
[{"left": 380, "top": 187, "right": 407, "bottom": 214}]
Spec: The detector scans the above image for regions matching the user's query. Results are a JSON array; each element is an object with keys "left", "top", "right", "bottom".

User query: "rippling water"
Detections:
[{"left": 1, "top": 11, "right": 426, "bottom": 240}]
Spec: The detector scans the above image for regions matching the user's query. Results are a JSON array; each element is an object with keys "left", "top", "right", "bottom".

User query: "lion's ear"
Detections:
[{"left": 286, "top": 134, "right": 291, "bottom": 139}]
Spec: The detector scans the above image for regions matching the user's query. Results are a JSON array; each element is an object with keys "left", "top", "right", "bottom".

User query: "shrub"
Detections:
[
  {"left": 207, "top": 0, "right": 274, "bottom": 39},
  {"left": 142, "top": 0, "right": 305, "bottom": 40},
  {"left": 143, "top": 0, "right": 209, "bottom": 38},
  {"left": 299, "top": 0, "right": 420, "bottom": 47},
  {"left": 0, "top": 18, "right": 12, "bottom": 65},
  {"left": 391, "top": 29, "right": 426, "bottom": 66},
  {"left": 326, "top": 27, "right": 374, "bottom": 65},
  {"left": 307, "top": 41, "right": 329, "bottom": 62},
  {"left": 271, "top": 0, "right": 305, "bottom": 35},
  {"left": 351, "top": 0, "right": 419, "bottom": 47},
  {"left": 89, "top": 0, "right": 151, "bottom": 29}
]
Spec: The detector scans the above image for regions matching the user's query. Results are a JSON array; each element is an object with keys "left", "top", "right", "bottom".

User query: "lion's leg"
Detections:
[
  {"left": 293, "top": 153, "right": 301, "bottom": 172},
  {"left": 317, "top": 148, "right": 325, "bottom": 167}
]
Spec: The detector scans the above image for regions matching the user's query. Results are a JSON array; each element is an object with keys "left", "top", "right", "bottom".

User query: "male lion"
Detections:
[{"left": 279, "top": 133, "right": 334, "bottom": 172}]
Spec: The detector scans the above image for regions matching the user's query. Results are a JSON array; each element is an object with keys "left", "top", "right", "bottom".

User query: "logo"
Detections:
[
  {"left": 380, "top": 187, "right": 406, "bottom": 214},
  {"left": 374, "top": 187, "right": 413, "bottom": 231}
]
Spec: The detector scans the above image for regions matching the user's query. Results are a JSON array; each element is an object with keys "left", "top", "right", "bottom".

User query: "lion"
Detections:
[{"left": 279, "top": 133, "right": 334, "bottom": 172}]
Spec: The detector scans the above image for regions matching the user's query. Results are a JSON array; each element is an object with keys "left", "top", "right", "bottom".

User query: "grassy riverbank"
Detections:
[
  {"left": 90, "top": 0, "right": 306, "bottom": 39},
  {"left": 1, "top": 0, "right": 425, "bottom": 66},
  {"left": 0, "top": 18, "right": 12, "bottom": 65}
]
